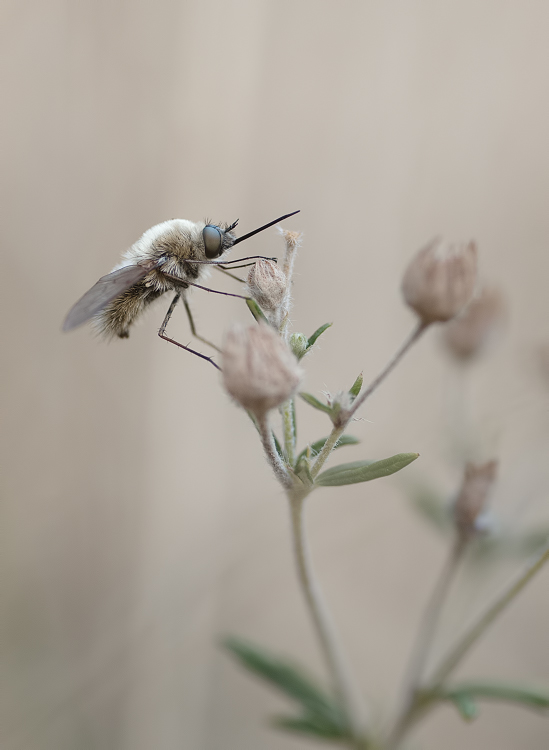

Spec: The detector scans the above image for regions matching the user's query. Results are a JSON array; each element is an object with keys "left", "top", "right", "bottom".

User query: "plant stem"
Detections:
[
  {"left": 388, "top": 542, "right": 549, "bottom": 748},
  {"left": 310, "top": 426, "right": 345, "bottom": 480},
  {"left": 281, "top": 398, "right": 296, "bottom": 466},
  {"left": 431, "top": 543, "right": 549, "bottom": 686},
  {"left": 388, "top": 536, "right": 466, "bottom": 746},
  {"left": 288, "top": 494, "right": 368, "bottom": 743},
  {"left": 311, "top": 322, "right": 428, "bottom": 480},
  {"left": 257, "top": 413, "right": 293, "bottom": 489},
  {"left": 348, "top": 321, "right": 428, "bottom": 420}
]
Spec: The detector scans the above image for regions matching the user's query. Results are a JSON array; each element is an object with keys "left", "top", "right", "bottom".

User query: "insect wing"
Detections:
[{"left": 63, "top": 265, "right": 151, "bottom": 331}]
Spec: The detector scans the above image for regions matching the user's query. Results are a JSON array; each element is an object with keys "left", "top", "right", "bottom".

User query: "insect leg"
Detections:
[
  {"left": 217, "top": 261, "right": 260, "bottom": 270},
  {"left": 161, "top": 273, "right": 249, "bottom": 300},
  {"left": 215, "top": 266, "right": 245, "bottom": 283},
  {"left": 158, "top": 293, "right": 221, "bottom": 371},
  {"left": 158, "top": 293, "right": 180, "bottom": 336},
  {"left": 183, "top": 298, "right": 221, "bottom": 353}
]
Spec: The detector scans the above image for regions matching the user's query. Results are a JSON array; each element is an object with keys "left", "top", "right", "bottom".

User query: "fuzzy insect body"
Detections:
[
  {"left": 63, "top": 211, "right": 300, "bottom": 362},
  {"left": 95, "top": 219, "right": 235, "bottom": 338}
]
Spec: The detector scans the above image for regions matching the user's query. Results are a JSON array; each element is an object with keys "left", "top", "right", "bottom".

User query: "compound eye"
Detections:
[{"left": 203, "top": 225, "right": 223, "bottom": 258}]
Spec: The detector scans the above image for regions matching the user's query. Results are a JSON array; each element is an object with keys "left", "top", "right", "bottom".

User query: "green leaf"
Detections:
[
  {"left": 273, "top": 713, "right": 350, "bottom": 739},
  {"left": 222, "top": 637, "right": 346, "bottom": 727},
  {"left": 246, "top": 298, "right": 268, "bottom": 324},
  {"left": 315, "top": 453, "right": 419, "bottom": 487},
  {"left": 307, "top": 322, "right": 332, "bottom": 349},
  {"left": 272, "top": 432, "right": 284, "bottom": 461},
  {"left": 440, "top": 682, "right": 549, "bottom": 718},
  {"left": 290, "top": 398, "right": 297, "bottom": 444},
  {"left": 295, "top": 435, "right": 360, "bottom": 468},
  {"left": 349, "top": 372, "right": 363, "bottom": 400},
  {"left": 248, "top": 410, "right": 285, "bottom": 462},
  {"left": 299, "top": 392, "right": 333, "bottom": 415}
]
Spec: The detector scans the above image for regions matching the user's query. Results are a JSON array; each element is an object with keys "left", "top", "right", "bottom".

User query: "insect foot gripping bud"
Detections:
[
  {"left": 454, "top": 460, "right": 498, "bottom": 539},
  {"left": 247, "top": 259, "right": 287, "bottom": 323},
  {"left": 442, "top": 287, "right": 505, "bottom": 361},
  {"left": 222, "top": 323, "right": 303, "bottom": 418},
  {"left": 402, "top": 238, "right": 478, "bottom": 325}
]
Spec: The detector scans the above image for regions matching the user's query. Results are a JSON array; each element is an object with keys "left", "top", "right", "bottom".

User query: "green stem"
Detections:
[
  {"left": 431, "top": 543, "right": 549, "bottom": 685},
  {"left": 281, "top": 398, "right": 296, "bottom": 466},
  {"left": 289, "top": 494, "right": 368, "bottom": 743},
  {"left": 348, "top": 322, "right": 427, "bottom": 420},
  {"left": 388, "top": 537, "right": 466, "bottom": 747},
  {"left": 310, "top": 426, "right": 345, "bottom": 480},
  {"left": 389, "top": 543, "right": 549, "bottom": 748}
]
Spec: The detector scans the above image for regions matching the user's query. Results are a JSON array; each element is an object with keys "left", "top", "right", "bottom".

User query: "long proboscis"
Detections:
[{"left": 232, "top": 210, "right": 300, "bottom": 246}]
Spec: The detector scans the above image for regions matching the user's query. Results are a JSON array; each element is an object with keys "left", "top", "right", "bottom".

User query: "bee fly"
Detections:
[{"left": 63, "top": 211, "right": 299, "bottom": 368}]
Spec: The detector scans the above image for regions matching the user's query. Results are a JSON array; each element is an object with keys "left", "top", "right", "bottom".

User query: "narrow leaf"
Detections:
[
  {"left": 246, "top": 298, "right": 268, "bottom": 324},
  {"left": 349, "top": 372, "right": 364, "bottom": 400},
  {"left": 290, "top": 398, "right": 297, "bottom": 445},
  {"left": 273, "top": 713, "right": 349, "bottom": 739},
  {"left": 222, "top": 637, "right": 344, "bottom": 724},
  {"left": 295, "top": 435, "right": 359, "bottom": 468},
  {"left": 273, "top": 432, "right": 284, "bottom": 461},
  {"left": 307, "top": 322, "right": 332, "bottom": 349},
  {"left": 315, "top": 453, "right": 419, "bottom": 487},
  {"left": 248, "top": 410, "right": 285, "bottom": 462},
  {"left": 299, "top": 392, "right": 333, "bottom": 415},
  {"left": 441, "top": 682, "right": 549, "bottom": 715}
]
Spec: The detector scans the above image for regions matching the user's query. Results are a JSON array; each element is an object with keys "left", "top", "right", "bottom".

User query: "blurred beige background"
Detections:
[{"left": 2, "top": 1, "right": 549, "bottom": 748}]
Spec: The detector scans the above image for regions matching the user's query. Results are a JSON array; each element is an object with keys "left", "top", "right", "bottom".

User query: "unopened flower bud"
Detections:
[
  {"left": 290, "top": 332, "right": 309, "bottom": 360},
  {"left": 247, "top": 259, "right": 287, "bottom": 316},
  {"left": 327, "top": 390, "right": 353, "bottom": 427},
  {"left": 402, "top": 238, "right": 478, "bottom": 324},
  {"left": 443, "top": 287, "right": 505, "bottom": 361},
  {"left": 454, "top": 460, "right": 498, "bottom": 539},
  {"left": 222, "top": 323, "right": 302, "bottom": 417}
]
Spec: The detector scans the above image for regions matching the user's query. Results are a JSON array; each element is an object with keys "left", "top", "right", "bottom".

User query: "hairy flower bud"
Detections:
[
  {"left": 247, "top": 259, "right": 287, "bottom": 316},
  {"left": 290, "top": 332, "right": 309, "bottom": 360},
  {"left": 443, "top": 287, "right": 505, "bottom": 361},
  {"left": 402, "top": 238, "right": 478, "bottom": 324},
  {"left": 222, "top": 323, "right": 302, "bottom": 417},
  {"left": 454, "top": 461, "right": 498, "bottom": 539}
]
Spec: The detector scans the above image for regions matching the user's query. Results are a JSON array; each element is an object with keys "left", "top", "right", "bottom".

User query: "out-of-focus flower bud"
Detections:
[
  {"left": 247, "top": 259, "right": 287, "bottom": 316},
  {"left": 443, "top": 287, "right": 505, "bottom": 361},
  {"left": 290, "top": 332, "right": 309, "bottom": 360},
  {"left": 402, "top": 238, "right": 478, "bottom": 324},
  {"left": 454, "top": 460, "right": 498, "bottom": 539},
  {"left": 222, "top": 323, "right": 302, "bottom": 418}
]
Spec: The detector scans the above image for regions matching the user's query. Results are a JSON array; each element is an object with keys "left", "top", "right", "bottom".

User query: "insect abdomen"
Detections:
[{"left": 94, "top": 282, "right": 167, "bottom": 338}]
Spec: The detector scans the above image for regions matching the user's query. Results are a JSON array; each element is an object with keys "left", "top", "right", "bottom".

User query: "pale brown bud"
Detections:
[
  {"left": 454, "top": 460, "right": 498, "bottom": 538},
  {"left": 222, "top": 323, "right": 302, "bottom": 417},
  {"left": 247, "top": 259, "right": 287, "bottom": 316},
  {"left": 402, "top": 238, "right": 478, "bottom": 324},
  {"left": 443, "top": 287, "right": 505, "bottom": 360}
]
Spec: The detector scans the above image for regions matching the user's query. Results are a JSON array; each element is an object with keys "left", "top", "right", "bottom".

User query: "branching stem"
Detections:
[
  {"left": 388, "top": 543, "right": 549, "bottom": 748},
  {"left": 388, "top": 536, "right": 466, "bottom": 746},
  {"left": 311, "top": 322, "right": 428, "bottom": 480},
  {"left": 431, "top": 543, "right": 549, "bottom": 686}
]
